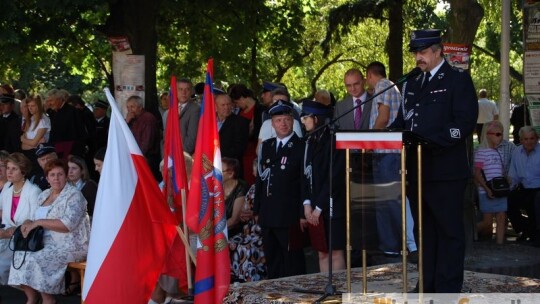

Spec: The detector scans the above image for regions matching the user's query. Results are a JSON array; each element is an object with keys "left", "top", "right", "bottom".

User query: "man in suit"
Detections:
[
  {"left": 176, "top": 78, "right": 200, "bottom": 155},
  {"left": 46, "top": 88, "right": 86, "bottom": 159},
  {"left": 391, "top": 29, "right": 478, "bottom": 292},
  {"left": 334, "top": 68, "right": 372, "bottom": 131},
  {"left": 333, "top": 69, "right": 374, "bottom": 187},
  {"left": 254, "top": 101, "right": 306, "bottom": 279},
  {"left": 0, "top": 94, "right": 21, "bottom": 153},
  {"left": 216, "top": 93, "right": 249, "bottom": 172}
]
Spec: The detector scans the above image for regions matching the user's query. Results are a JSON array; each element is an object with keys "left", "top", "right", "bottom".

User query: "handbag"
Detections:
[
  {"left": 481, "top": 149, "right": 510, "bottom": 198},
  {"left": 485, "top": 176, "right": 511, "bottom": 197},
  {"left": 8, "top": 225, "right": 45, "bottom": 269}
]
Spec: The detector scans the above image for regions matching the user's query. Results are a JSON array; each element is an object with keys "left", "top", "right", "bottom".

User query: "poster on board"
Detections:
[
  {"left": 443, "top": 43, "right": 471, "bottom": 70},
  {"left": 108, "top": 36, "right": 145, "bottom": 118}
]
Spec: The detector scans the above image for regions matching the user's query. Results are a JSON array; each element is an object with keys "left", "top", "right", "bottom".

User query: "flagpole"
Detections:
[
  {"left": 166, "top": 186, "right": 196, "bottom": 265},
  {"left": 181, "top": 189, "right": 194, "bottom": 295}
]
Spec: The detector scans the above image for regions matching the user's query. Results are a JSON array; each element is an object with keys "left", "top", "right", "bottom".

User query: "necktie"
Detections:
[
  {"left": 277, "top": 140, "right": 283, "bottom": 152},
  {"left": 421, "top": 71, "right": 431, "bottom": 90},
  {"left": 354, "top": 98, "right": 362, "bottom": 130}
]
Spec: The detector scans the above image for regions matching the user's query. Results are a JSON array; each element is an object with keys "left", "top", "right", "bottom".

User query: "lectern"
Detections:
[{"left": 335, "top": 131, "right": 425, "bottom": 294}]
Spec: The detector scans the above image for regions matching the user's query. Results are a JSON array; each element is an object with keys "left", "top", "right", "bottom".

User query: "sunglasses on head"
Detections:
[{"left": 487, "top": 132, "right": 502, "bottom": 137}]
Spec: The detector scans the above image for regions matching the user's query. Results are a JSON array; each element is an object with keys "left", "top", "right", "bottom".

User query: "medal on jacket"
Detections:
[{"left": 281, "top": 156, "right": 287, "bottom": 170}]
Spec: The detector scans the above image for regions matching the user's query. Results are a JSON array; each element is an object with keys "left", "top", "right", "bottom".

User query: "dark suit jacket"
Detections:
[
  {"left": 333, "top": 92, "right": 373, "bottom": 130},
  {"left": 48, "top": 103, "right": 85, "bottom": 143},
  {"left": 254, "top": 133, "right": 304, "bottom": 228},
  {"left": 219, "top": 114, "right": 249, "bottom": 162},
  {"left": 391, "top": 61, "right": 478, "bottom": 181},
  {"left": 180, "top": 100, "right": 200, "bottom": 154},
  {"left": 0, "top": 111, "right": 21, "bottom": 152}
]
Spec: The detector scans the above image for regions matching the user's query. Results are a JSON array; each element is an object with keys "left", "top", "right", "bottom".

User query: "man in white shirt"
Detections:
[{"left": 476, "top": 89, "right": 499, "bottom": 143}]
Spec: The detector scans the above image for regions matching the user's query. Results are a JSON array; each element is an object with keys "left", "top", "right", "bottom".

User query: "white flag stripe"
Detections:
[
  {"left": 335, "top": 132, "right": 403, "bottom": 142},
  {"left": 82, "top": 88, "right": 140, "bottom": 299}
]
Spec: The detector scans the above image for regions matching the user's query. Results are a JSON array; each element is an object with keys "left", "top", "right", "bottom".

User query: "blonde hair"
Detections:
[{"left": 479, "top": 120, "right": 503, "bottom": 148}]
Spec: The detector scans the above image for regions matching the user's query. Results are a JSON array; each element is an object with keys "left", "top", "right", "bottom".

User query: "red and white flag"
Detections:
[{"left": 83, "top": 88, "right": 178, "bottom": 303}]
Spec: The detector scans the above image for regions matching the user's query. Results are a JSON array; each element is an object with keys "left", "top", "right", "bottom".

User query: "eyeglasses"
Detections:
[{"left": 487, "top": 132, "right": 503, "bottom": 137}]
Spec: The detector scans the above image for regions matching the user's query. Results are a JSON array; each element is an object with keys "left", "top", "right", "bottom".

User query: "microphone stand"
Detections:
[
  {"left": 292, "top": 68, "right": 421, "bottom": 304},
  {"left": 292, "top": 120, "right": 341, "bottom": 304}
]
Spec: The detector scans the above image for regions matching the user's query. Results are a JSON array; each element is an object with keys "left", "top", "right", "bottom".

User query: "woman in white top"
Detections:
[
  {"left": 21, "top": 95, "right": 51, "bottom": 176},
  {"left": 0, "top": 153, "right": 42, "bottom": 285}
]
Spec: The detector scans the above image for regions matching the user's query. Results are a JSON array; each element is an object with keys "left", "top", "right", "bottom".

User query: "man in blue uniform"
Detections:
[
  {"left": 391, "top": 29, "right": 478, "bottom": 292},
  {"left": 254, "top": 101, "right": 306, "bottom": 279}
]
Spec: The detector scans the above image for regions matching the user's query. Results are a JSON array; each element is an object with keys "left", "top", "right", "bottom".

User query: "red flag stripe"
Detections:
[{"left": 84, "top": 156, "right": 177, "bottom": 303}]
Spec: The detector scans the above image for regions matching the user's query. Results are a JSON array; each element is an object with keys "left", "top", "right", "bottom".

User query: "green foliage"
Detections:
[
  {"left": 0, "top": 0, "right": 109, "bottom": 99},
  {"left": 471, "top": 0, "right": 523, "bottom": 102},
  {"left": 0, "top": 0, "right": 528, "bottom": 106}
]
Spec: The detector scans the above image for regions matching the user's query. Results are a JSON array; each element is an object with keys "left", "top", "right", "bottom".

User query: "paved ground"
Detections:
[{"left": 1, "top": 229, "right": 538, "bottom": 303}]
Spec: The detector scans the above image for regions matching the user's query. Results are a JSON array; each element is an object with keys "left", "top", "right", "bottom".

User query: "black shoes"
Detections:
[
  {"left": 408, "top": 251, "right": 419, "bottom": 264},
  {"left": 383, "top": 252, "right": 400, "bottom": 258}
]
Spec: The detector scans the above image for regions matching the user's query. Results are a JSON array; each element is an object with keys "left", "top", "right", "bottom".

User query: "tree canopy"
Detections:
[{"left": 0, "top": 0, "right": 525, "bottom": 108}]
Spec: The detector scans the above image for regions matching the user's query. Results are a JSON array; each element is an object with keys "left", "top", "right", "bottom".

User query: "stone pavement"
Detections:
[{"left": 1, "top": 238, "right": 539, "bottom": 303}]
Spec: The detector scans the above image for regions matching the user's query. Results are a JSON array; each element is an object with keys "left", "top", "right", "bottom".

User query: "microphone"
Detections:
[{"left": 396, "top": 67, "right": 422, "bottom": 84}]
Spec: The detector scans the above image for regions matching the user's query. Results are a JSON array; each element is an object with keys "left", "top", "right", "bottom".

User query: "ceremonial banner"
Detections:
[{"left": 186, "top": 59, "right": 230, "bottom": 303}]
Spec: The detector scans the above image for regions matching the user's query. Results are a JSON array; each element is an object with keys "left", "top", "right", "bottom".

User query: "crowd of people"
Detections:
[{"left": 0, "top": 27, "right": 539, "bottom": 303}]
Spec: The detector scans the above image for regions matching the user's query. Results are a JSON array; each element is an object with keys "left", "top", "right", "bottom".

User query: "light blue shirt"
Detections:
[{"left": 508, "top": 143, "right": 540, "bottom": 188}]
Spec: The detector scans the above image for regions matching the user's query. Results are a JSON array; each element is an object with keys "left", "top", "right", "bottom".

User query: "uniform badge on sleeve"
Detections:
[{"left": 450, "top": 128, "right": 461, "bottom": 139}]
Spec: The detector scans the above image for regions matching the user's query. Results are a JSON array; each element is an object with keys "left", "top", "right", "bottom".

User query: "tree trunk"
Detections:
[
  {"left": 103, "top": 0, "right": 161, "bottom": 115},
  {"left": 387, "top": 0, "right": 404, "bottom": 82},
  {"left": 447, "top": 0, "right": 484, "bottom": 256},
  {"left": 447, "top": 0, "right": 484, "bottom": 45}
]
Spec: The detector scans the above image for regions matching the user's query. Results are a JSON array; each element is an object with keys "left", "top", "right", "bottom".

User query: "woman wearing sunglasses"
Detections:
[{"left": 474, "top": 120, "right": 515, "bottom": 244}]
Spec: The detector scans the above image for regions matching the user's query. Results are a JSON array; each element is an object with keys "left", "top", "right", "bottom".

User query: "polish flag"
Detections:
[{"left": 82, "top": 88, "right": 178, "bottom": 303}]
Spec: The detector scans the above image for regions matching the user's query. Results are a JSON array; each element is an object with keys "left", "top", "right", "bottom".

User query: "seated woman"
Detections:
[
  {"left": 222, "top": 157, "right": 248, "bottom": 237},
  {"left": 228, "top": 158, "right": 266, "bottom": 282},
  {"left": 0, "top": 153, "right": 42, "bottom": 285},
  {"left": 68, "top": 155, "right": 98, "bottom": 217},
  {"left": 8, "top": 158, "right": 91, "bottom": 304},
  {"left": 93, "top": 147, "right": 106, "bottom": 176}
]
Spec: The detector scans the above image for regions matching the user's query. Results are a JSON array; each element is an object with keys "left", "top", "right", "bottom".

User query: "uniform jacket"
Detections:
[
  {"left": 391, "top": 60, "right": 478, "bottom": 181},
  {"left": 95, "top": 116, "right": 110, "bottom": 150},
  {"left": 254, "top": 133, "right": 304, "bottom": 228},
  {"left": 302, "top": 129, "right": 346, "bottom": 219},
  {"left": 334, "top": 93, "right": 373, "bottom": 131},
  {"left": 0, "top": 112, "right": 21, "bottom": 153}
]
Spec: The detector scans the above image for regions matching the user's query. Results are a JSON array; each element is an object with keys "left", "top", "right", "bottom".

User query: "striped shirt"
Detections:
[
  {"left": 369, "top": 78, "right": 401, "bottom": 153},
  {"left": 475, "top": 148, "right": 504, "bottom": 193}
]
